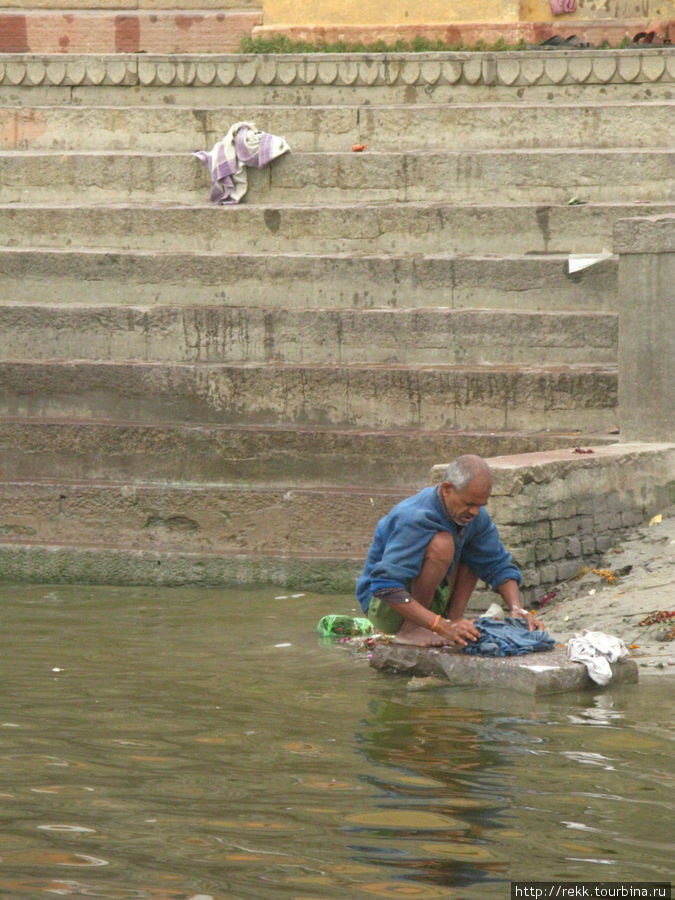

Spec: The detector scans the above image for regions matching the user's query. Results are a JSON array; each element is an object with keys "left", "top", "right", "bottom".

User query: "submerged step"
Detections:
[
  {"left": 0, "top": 360, "right": 618, "bottom": 432},
  {"left": 2, "top": 101, "right": 672, "bottom": 153},
  {"left": 0, "top": 420, "right": 607, "bottom": 487},
  {"left": 0, "top": 248, "right": 617, "bottom": 310},
  {"left": 0, "top": 305, "right": 618, "bottom": 365},
  {"left": 1, "top": 201, "right": 671, "bottom": 254},
  {"left": 1, "top": 148, "right": 671, "bottom": 204},
  {"left": 0, "top": 539, "right": 363, "bottom": 590}
]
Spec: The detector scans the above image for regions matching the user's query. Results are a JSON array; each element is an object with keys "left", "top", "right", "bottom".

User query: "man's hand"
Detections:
[
  {"left": 436, "top": 617, "right": 480, "bottom": 647},
  {"left": 509, "top": 606, "right": 544, "bottom": 631},
  {"left": 497, "top": 581, "right": 544, "bottom": 632}
]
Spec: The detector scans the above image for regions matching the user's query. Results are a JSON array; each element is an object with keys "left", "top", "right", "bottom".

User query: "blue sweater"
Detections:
[{"left": 355, "top": 485, "right": 521, "bottom": 613}]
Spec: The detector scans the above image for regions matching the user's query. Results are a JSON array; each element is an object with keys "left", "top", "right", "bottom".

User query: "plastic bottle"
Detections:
[{"left": 317, "top": 615, "right": 374, "bottom": 637}]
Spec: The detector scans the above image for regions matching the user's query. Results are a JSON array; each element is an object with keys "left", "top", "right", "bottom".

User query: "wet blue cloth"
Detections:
[{"left": 464, "top": 617, "right": 555, "bottom": 657}]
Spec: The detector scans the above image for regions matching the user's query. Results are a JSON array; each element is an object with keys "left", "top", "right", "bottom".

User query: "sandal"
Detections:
[
  {"left": 631, "top": 30, "right": 670, "bottom": 47},
  {"left": 536, "top": 34, "right": 595, "bottom": 49}
]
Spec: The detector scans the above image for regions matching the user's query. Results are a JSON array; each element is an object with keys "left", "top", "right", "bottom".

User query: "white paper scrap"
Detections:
[{"left": 568, "top": 248, "right": 612, "bottom": 273}]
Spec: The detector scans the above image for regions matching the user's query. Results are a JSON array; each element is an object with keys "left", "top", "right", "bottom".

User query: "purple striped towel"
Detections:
[{"left": 194, "top": 121, "right": 291, "bottom": 205}]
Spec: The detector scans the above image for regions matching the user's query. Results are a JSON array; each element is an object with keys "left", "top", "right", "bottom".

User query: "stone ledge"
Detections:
[
  {"left": 431, "top": 441, "right": 675, "bottom": 494},
  {"left": 0, "top": 48, "right": 672, "bottom": 87},
  {"left": 431, "top": 442, "right": 674, "bottom": 599},
  {"left": 370, "top": 643, "right": 639, "bottom": 693}
]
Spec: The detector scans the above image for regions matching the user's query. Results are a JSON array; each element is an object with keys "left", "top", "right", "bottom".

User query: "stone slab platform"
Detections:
[{"left": 370, "top": 644, "right": 639, "bottom": 694}]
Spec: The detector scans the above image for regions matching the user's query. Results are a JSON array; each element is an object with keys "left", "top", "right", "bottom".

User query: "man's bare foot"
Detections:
[{"left": 393, "top": 622, "right": 451, "bottom": 647}]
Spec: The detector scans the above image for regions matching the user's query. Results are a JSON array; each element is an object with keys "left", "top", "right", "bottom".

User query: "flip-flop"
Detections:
[
  {"left": 535, "top": 34, "right": 595, "bottom": 49},
  {"left": 632, "top": 30, "right": 655, "bottom": 43},
  {"left": 631, "top": 30, "right": 670, "bottom": 46},
  {"left": 540, "top": 34, "right": 567, "bottom": 46},
  {"left": 562, "top": 34, "right": 595, "bottom": 48}
]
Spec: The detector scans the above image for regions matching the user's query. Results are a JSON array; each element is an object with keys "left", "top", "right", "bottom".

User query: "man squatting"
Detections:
[{"left": 356, "top": 454, "right": 543, "bottom": 647}]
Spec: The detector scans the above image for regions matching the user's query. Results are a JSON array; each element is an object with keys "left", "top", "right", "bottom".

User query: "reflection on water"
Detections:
[{"left": 0, "top": 584, "right": 672, "bottom": 899}]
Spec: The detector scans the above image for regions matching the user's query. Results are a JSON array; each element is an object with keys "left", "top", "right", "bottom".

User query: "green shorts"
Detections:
[{"left": 367, "top": 581, "right": 451, "bottom": 635}]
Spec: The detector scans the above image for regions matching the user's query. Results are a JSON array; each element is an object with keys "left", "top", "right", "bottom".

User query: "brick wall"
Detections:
[{"left": 0, "top": 9, "right": 262, "bottom": 53}]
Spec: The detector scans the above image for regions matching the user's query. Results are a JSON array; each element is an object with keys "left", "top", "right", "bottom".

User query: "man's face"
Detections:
[{"left": 441, "top": 476, "right": 491, "bottom": 526}]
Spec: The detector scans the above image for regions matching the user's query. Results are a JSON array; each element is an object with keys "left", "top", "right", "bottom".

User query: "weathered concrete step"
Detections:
[
  {"left": 0, "top": 248, "right": 617, "bottom": 310},
  {"left": 0, "top": 419, "right": 611, "bottom": 487},
  {"left": 2, "top": 149, "right": 671, "bottom": 204},
  {"left": 0, "top": 478, "right": 407, "bottom": 555},
  {"left": 1, "top": 50, "right": 672, "bottom": 108},
  {"left": 0, "top": 360, "right": 618, "bottom": 431},
  {"left": 2, "top": 201, "right": 671, "bottom": 255},
  {"left": 0, "top": 305, "right": 618, "bottom": 365},
  {"left": 3, "top": 101, "right": 672, "bottom": 152}
]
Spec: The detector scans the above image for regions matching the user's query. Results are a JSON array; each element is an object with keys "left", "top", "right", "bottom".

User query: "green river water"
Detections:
[{"left": 0, "top": 584, "right": 672, "bottom": 899}]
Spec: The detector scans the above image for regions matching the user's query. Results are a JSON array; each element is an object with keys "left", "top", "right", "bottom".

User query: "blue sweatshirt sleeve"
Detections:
[
  {"left": 461, "top": 509, "right": 521, "bottom": 589},
  {"left": 367, "top": 515, "right": 437, "bottom": 591}
]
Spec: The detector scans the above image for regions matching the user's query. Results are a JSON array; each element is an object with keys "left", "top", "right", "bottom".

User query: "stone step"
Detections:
[
  {"left": 0, "top": 360, "right": 618, "bottom": 432},
  {"left": 0, "top": 419, "right": 611, "bottom": 487},
  {"left": 0, "top": 248, "right": 617, "bottom": 310},
  {"left": 0, "top": 478, "right": 402, "bottom": 556},
  {"left": 2, "top": 148, "right": 670, "bottom": 204},
  {"left": 0, "top": 305, "right": 618, "bottom": 365},
  {"left": 1, "top": 50, "right": 672, "bottom": 108},
  {"left": 3, "top": 101, "right": 672, "bottom": 152},
  {"left": 2, "top": 201, "right": 671, "bottom": 254}
]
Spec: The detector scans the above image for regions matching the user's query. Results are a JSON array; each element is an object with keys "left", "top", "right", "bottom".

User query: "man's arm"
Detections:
[{"left": 497, "top": 579, "right": 542, "bottom": 631}]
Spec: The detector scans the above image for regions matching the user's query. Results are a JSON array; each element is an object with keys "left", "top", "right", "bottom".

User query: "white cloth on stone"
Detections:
[
  {"left": 566, "top": 630, "right": 629, "bottom": 685},
  {"left": 194, "top": 121, "right": 290, "bottom": 205}
]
